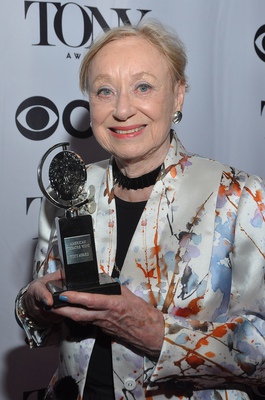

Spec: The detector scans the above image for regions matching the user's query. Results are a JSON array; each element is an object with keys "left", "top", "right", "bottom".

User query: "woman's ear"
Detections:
[{"left": 174, "top": 82, "right": 186, "bottom": 112}]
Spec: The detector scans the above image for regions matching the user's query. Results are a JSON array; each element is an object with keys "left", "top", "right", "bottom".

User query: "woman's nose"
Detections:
[{"left": 113, "top": 91, "right": 136, "bottom": 121}]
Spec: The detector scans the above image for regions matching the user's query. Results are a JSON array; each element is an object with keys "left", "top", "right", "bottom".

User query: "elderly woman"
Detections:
[{"left": 15, "top": 20, "right": 265, "bottom": 400}]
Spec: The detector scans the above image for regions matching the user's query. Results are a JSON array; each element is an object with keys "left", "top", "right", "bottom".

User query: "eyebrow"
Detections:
[
  {"left": 91, "top": 74, "right": 110, "bottom": 85},
  {"left": 131, "top": 72, "right": 157, "bottom": 80}
]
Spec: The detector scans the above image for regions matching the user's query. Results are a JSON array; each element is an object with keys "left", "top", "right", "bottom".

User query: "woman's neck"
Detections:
[{"left": 114, "top": 185, "right": 153, "bottom": 202}]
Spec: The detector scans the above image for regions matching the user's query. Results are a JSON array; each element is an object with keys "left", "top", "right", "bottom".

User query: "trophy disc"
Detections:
[{"left": 49, "top": 151, "right": 87, "bottom": 201}]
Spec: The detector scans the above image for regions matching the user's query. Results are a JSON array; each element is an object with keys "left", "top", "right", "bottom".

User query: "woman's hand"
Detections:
[
  {"left": 24, "top": 269, "right": 64, "bottom": 326},
  {"left": 55, "top": 285, "right": 165, "bottom": 358}
]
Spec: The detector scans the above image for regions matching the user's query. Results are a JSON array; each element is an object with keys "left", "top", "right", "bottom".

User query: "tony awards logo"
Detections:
[{"left": 38, "top": 143, "right": 120, "bottom": 307}]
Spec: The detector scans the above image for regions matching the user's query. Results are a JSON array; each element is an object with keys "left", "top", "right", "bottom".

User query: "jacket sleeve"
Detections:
[
  {"left": 147, "top": 174, "right": 265, "bottom": 392},
  {"left": 15, "top": 196, "right": 63, "bottom": 348}
]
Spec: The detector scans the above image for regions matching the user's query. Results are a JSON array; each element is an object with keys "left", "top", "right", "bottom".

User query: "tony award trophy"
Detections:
[{"left": 38, "top": 142, "right": 120, "bottom": 307}]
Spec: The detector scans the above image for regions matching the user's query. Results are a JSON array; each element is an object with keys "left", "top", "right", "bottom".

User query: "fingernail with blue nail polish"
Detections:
[
  {"left": 59, "top": 295, "right": 68, "bottom": 302},
  {"left": 43, "top": 298, "right": 52, "bottom": 311}
]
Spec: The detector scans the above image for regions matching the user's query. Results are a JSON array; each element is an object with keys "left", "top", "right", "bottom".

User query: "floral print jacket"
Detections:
[{"left": 17, "top": 133, "right": 265, "bottom": 399}]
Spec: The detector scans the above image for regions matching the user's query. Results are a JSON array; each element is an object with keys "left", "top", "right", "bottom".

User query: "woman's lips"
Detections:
[{"left": 110, "top": 125, "right": 146, "bottom": 135}]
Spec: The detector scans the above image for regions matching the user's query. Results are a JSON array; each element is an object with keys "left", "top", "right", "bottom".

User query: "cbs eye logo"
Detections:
[
  {"left": 254, "top": 25, "right": 265, "bottom": 62},
  {"left": 15, "top": 96, "right": 92, "bottom": 140}
]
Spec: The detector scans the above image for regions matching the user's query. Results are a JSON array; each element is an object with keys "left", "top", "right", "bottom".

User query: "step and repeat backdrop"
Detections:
[{"left": 1, "top": 1, "right": 265, "bottom": 399}]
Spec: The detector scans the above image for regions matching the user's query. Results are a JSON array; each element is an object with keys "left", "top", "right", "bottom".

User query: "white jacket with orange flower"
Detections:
[{"left": 16, "top": 133, "right": 265, "bottom": 400}]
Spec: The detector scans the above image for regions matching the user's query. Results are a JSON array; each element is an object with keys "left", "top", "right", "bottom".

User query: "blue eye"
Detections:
[
  {"left": 138, "top": 84, "right": 151, "bottom": 92},
  {"left": 98, "top": 88, "right": 112, "bottom": 96}
]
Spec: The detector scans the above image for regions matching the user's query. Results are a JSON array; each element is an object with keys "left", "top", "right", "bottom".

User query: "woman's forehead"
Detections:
[{"left": 89, "top": 36, "right": 169, "bottom": 78}]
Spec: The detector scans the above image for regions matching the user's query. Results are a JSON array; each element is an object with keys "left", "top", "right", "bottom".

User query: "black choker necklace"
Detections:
[{"left": 112, "top": 158, "right": 162, "bottom": 190}]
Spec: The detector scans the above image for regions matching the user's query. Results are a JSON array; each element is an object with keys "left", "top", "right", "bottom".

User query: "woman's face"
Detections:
[{"left": 88, "top": 36, "right": 185, "bottom": 169}]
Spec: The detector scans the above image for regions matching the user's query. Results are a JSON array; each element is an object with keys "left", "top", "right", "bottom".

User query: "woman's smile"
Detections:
[{"left": 109, "top": 124, "right": 146, "bottom": 137}]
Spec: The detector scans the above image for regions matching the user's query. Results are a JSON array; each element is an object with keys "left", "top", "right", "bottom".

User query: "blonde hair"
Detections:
[{"left": 80, "top": 20, "right": 188, "bottom": 93}]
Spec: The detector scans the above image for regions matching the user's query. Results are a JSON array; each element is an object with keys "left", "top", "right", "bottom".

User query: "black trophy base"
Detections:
[{"left": 46, "top": 273, "right": 121, "bottom": 308}]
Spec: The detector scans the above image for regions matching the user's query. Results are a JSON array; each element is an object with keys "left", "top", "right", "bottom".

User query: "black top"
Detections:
[{"left": 83, "top": 196, "right": 146, "bottom": 399}]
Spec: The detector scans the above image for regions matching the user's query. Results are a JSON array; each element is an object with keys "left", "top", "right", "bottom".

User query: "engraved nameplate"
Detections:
[{"left": 64, "top": 234, "right": 94, "bottom": 265}]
